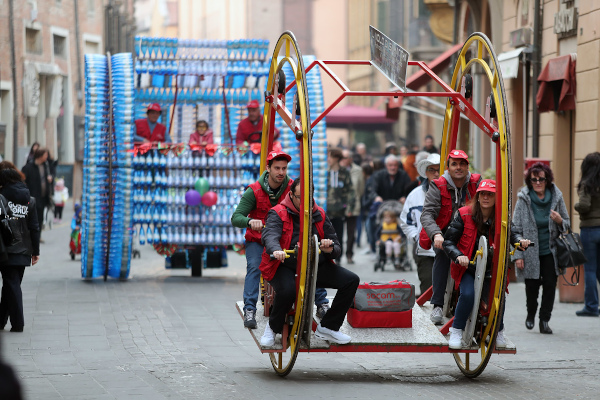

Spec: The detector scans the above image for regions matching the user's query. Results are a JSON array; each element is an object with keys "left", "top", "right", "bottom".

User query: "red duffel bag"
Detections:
[{"left": 347, "top": 280, "right": 415, "bottom": 328}]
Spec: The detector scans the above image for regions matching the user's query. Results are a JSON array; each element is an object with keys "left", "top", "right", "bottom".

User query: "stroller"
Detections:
[
  {"left": 373, "top": 200, "right": 411, "bottom": 272},
  {"left": 69, "top": 204, "right": 82, "bottom": 260}
]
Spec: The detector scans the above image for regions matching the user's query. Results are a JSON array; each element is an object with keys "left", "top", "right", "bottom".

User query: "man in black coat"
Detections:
[
  {"left": 21, "top": 148, "right": 50, "bottom": 239},
  {"left": 372, "top": 155, "right": 412, "bottom": 203}
]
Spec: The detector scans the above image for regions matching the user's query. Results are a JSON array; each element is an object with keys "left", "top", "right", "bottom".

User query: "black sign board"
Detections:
[{"left": 369, "top": 26, "right": 410, "bottom": 92}]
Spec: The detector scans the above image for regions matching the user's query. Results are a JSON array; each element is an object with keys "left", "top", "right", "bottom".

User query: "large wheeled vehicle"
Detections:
[{"left": 236, "top": 29, "right": 515, "bottom": 378}]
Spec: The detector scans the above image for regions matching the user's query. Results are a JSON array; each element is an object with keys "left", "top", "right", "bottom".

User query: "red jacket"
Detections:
[
  {"left": 235, "top": 117, "right": 279, "bottom": 146},
  {"left": 245, "top": 179, "right": 293, "bottom": 243},
  {"left": 259, "top": 199, "right": 326, "bottom": 281},
  {"left": 189, "top": 129, "right": 214, "bottom": 146},
  {"left": 135, "top": 119, "right": 167, "bottom": 142},
  {"left": 449, "top": 206, "right": 479, "bottom": 288},
  {"left": 419, "top": 173, "right": 480, "bottom": 250}
]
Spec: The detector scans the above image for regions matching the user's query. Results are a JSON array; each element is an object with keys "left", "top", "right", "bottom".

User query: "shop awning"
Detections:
[
  {"left": 536, "top": 54, "right": 577, "bottom": 113},
  {"left": 325, "top": 105, "right": 397, "bottom": 129},
  {"left": 498, "top": 47, "right": 527, "bottom": 79}
]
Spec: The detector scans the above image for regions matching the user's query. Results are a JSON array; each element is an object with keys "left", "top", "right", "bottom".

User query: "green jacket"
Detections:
[
  {"left": 575, "top": 188, "right": 600, "bottom": 228},
  {"left": 230, "top": 171, "right": 292, "bottom": 228},
  {"left": 326, "top": 167, "right": 354, "bottom": 219}
]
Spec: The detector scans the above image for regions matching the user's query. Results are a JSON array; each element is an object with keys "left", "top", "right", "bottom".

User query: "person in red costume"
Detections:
[
  {"left": 235, "top": 100, "right": 279, "bottom": 146},
  {"left": 134, "top": 103, "right": 172, "bottom": 143}
]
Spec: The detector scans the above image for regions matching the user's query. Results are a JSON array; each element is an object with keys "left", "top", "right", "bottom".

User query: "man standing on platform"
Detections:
[
  {"left": 134, "top": 103, "right": 172, "bottom": 143},
  {"left": 420, "top": 150, "right": 481, "bottom": 324},
  {"left": 231, "top": 151, "right": 329, "bottom": 329}
]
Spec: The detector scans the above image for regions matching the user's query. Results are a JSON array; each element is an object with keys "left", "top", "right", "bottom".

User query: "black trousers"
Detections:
[
  {"left": 345, "top": 216, "right": 357, "bottom": 260},
  {"left": 36, "top": 200, "right": 46, "bottom": 233},
  {"left": 329, "top": 216, "right": 345, "bottom": 263},
  {"left": 415, "top": 255, "right": 434, "bottom": 295},
  {"left": 268, "top": 263, "right": 359, "bottom": 334},
  {"left": 525, "top": 253, "right": 557, "bottom": 322},
  {"left": 0, "top": 266, "right": 26, "bottom": 329}
]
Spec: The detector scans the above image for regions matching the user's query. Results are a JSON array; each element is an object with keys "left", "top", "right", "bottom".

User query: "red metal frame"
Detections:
[{"left": 281, "top": 60, "right": 499, "bottom": 140}]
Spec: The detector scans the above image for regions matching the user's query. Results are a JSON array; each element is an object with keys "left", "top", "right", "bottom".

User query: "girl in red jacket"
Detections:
[{"left": 443, "top": 179, "right": 530, "bottom": 349}]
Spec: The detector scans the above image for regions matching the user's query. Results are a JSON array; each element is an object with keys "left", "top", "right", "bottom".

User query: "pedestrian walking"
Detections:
[
  {"left": 22, "top": 148, "right": 51, "bottom": 240},
  {"left": 0, "top": 161, "right": 41, "bottom": 333},
  {"left": 574, "top": 152, "right": 600, "bottom": 317},
  {"left": 511, "top": 162, "right": 570, "bottom": 333},
  {"left": 341, "top": 149, "right": 364, "bottom": 264},
  {"left": 326, "top": 148, "right": 354, "bottom": 265}
]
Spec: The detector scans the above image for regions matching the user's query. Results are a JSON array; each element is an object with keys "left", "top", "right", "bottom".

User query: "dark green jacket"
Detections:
[{"left": 231, "top": 171, "right": 291, "bottom": 228}]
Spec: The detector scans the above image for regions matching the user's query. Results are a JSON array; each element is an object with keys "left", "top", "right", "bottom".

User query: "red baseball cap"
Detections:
[
  {"left": 476, "top": 179, "right": 496, "bottom": 193},
  {"left": 447, "top": 149, "right": 469, "bottom": 163},
  {"left": 267, "top": 150, "right": 291, "bottom": 162},
  {"left": 247, "top": 100, "right": 260, "bottom": 109},
  {"left": 147, "top": 103, "right": 161, "bottom": 112}
]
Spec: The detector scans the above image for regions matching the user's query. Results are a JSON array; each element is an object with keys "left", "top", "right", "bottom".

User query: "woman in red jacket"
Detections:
[{"left": 443, "top": 179, "right": 530, "bottom": 349}]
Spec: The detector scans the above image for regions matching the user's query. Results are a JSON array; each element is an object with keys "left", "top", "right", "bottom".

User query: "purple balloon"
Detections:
[{"left": 185, "top": 189, "right": 202, "bottom": 206}]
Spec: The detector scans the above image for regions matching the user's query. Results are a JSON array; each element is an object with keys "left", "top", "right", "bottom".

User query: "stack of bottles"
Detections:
[
  {"left": 131, "top": 149, "right": 249, "bottom": 248},
  {"left": 278, "top": 56, "right": 328, "bottom": 209},
  {"left": 81, "top": 54, "right": 110, "bottom": 279},
  {"left": 133, "top": 35, "right": 270, "bottom": 145},
  {"left": 108, "top": 53, "right": 135, "bottom": 278}
]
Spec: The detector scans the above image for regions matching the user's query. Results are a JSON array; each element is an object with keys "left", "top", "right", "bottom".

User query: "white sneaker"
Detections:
[
  {"left": 495, "top": 329, "right": 508, "bottom": 349},
  {"left": 315, "top": 323, "right": 351, "bottom": 344},
  {"left": 430, "top": 306, "right": 443, "bottom": 325},
  {"left": 260, "top": 323, "right": 276, "bottom": 347},
  {"left": 448, "top": 327, "right": 464, "bottom": 349}
]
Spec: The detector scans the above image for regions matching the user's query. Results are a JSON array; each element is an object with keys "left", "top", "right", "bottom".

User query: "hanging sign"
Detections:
[{"left": 369, "top": 25, "right": 410, "bottom": 92}]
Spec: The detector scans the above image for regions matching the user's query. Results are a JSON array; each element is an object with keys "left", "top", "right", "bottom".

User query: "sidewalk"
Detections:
[{"left": 1, "top": 208, "right": 600, "bottom": 399}]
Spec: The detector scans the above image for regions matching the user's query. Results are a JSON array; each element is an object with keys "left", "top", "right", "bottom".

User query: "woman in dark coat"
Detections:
[{"left": 0, "top": 161, "right": 40, "bottom": 332}]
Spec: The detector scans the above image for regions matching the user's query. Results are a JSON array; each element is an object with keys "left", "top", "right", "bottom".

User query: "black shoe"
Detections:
[
  {"left": 525, "top": 318, "right": 534, "bottom": 330},
  {"left": 575, "top": 308, "right": 600, "bottom": 317},
  {"left": 243, "top": 309, "right": 257, "bottom": 329},
  {"left": 10, "top": 326, "right": 23, "bottom": 332},
  {"left": 539, "top": 320, "right": 552, "bottom": 334}
]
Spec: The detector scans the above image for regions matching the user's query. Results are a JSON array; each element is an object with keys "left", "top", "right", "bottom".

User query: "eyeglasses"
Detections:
[
  {"left": 531, "top": 177, "right": 547, "bottom": 183},
  {"left": 426, "top": 167, "right": 440, "bottom": 173}
]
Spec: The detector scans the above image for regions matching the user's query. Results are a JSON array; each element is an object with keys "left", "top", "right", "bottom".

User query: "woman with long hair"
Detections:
[
  {"left": 443, "top": 179, "right": 529, "bottom": 349},
  {"left": 0, "top": 161, "right": 40, "bottom": 332},
  {"left": 26, "top": 142, "right": 39, "bottom": 165},
  {"left": 511, "top": 162, "right": 570, "bottom": 333},
  {"left": 574, "top": 152, "right": 600, "bottom": 317}
]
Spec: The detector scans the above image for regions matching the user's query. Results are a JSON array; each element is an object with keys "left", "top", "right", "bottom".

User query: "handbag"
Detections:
[
  {"left": 0, "top": 195, "right": 19, "bottom": 247},
  {"left": 554, "top": 228, "right": 587, "bottom": 269}
]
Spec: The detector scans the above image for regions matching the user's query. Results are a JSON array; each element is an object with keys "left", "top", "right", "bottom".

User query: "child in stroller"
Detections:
[
  {"left": 69, "top": 203, "right": 82, "bottom": 260},
  {"left": 374, "top": 201, "right": 411, "bottom": 271}
]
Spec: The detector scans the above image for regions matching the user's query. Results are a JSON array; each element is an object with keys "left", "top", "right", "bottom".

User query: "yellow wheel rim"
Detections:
[
  {"left": 443, "top": 32, "right": 512, "bottom": 378},
  {"left": 261, "top": 31, "right": 316, "bottom": 377}
]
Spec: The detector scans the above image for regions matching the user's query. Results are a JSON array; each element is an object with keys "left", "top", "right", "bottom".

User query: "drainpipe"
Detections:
[
  {"left": 74, "top": 0, "right": 83, "bottom": 107},
  {"left": 531, "top": 0, "right": 542, "bottom": 157},
  {"left": 9, "top": 0, "right": 19, "bottom": 161}
]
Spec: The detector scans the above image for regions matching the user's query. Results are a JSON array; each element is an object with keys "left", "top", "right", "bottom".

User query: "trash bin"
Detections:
[{"left": 558, "top": 266, "right": 584, "bottom": 303}]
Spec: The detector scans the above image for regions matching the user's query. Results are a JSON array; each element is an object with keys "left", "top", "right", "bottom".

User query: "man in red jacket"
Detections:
[
  {"left": 134, "top": 103, "right": 172, "bottom": 143},
  {"left": 420, "top": 149, "right": 481, "bottom": 325},
  {"left": 258, "top": 178, "right": 359, "bottom": 346},
  {"left": 235, "top": 100, "right": 279, "bottom": 146}
]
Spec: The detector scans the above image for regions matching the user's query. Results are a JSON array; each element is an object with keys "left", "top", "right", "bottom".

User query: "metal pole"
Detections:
[
  {"left": 532, "top": 0, "right": 542, "bottom": 157},
  {"left": 9, "top": 0, "right": 19, "bottom": 162}
]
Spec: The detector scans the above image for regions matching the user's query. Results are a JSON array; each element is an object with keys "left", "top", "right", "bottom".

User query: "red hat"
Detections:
[
  {"left": 267, "top": 150, "right": 291, "bottom": 162},
  {"left": 247, "top": 100, "right": 260, "bottom": 109},
  {"left": 447, "top": 149, "right": 469, "bottom": 163},
  {"left": 476, "top": 179, "right": 496, "bottom": 193},
  {"left": 147, "top": 103, "right": 161, "bottom": 112}
]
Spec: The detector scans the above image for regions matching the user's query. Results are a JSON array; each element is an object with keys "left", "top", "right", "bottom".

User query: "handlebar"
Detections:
[
  {"left": 509, "top": 241, "right": 535, "bottom": 256},
  {"left": 269, "top": 242, "right": 330, "bottom": 260}
]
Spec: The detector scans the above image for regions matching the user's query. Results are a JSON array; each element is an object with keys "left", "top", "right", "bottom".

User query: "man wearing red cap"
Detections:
[
  {"left": 134, "top": 103, "right": 172, "bottom": 143},
  {"left": 235, "top": 100, "right": 279, "bottom": 146},
  {"left": 420, "top": 149, "right": 481, "bottom": 324},
  {"left": 231, "top": 151, "right": 329, "bottom": 329}
]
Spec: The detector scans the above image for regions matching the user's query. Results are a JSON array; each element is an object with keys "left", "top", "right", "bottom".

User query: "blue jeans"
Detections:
[
  {"left": 430, "top": 248, "right": 451, "bottom": 307},
  {"left": 453, "top": 272, "right": 504, "bottom": 331},
  {"left": 243, "top": 242, "right": 329, "bottom": 311},
  {"left": 581, "top": 226, "right": 600, "bottom": 313}
]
